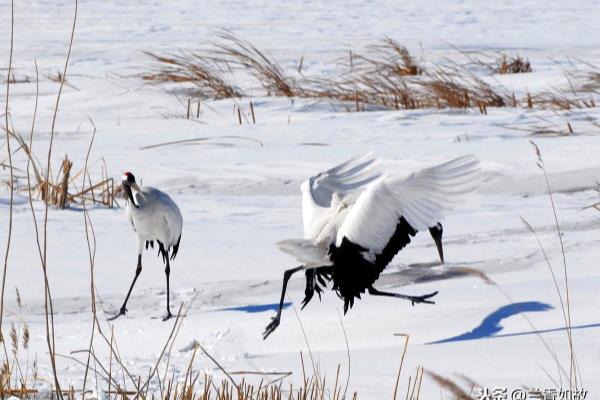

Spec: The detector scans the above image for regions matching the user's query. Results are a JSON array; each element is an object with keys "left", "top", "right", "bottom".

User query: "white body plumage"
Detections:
[{"left": 126, "top": 186, "right": 183, "bottom": 255}]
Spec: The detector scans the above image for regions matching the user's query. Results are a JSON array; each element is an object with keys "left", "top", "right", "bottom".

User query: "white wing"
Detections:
[
  {"left": 277, "top": 239, "right": 330, "bottom": 268},
  {"left": 301, "top": 152, "right": 384, "bottom": 239},
  {"left": 337, "top": 155, "right": 481, "bottom": 254}
]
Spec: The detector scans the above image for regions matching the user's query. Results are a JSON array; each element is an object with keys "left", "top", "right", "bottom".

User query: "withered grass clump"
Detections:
[
  {"left": 345, "top": 38, "right": 424, "bottom": 77},
  {"left": 531, "top": 91, "right": 596, "bottom": 110},
  {"left": 213, "top": 31, "right": 303, "bottom": 97},
  {"left": 497, "top": 54, "right": 532, "bottom": 74},
  {"left": 144, "top": 31, "right": 302, "bottom": 98},
  {"left": 144, "top": 35, "right": 518, "bottom": 113},
  {"left": 585, "top": 71, "right": 600, "bottom": 91},
  {"left": 8, "top": 131, "right": 118, "bottom": 209},
  {"left": 420, "top": 68, "right": 507, "bottom": 110},
  {"left": 454, "top": 49, "right": 533, "bottom": 75},
  {"left": 144, "top": 51, "right": 243, "bottom": 99},
  {"left": 299, "top": 38, "right": 426, "bottom": 111}
]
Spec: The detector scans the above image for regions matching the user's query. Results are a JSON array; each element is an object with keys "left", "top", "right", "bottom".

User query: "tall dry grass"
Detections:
[
  {"left": 142, "top": 33, "right": 600, "bottom": 118},
  {"left": 143, "top": 34, "right": 600, "bottom": 115}
]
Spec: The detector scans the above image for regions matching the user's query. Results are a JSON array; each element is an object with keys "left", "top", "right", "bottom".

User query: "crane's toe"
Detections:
[
  {"left": 262, "top": 316, "right": 281, "bottom": 340},
  {"left": 410, "top": 291, "right": 438, "bottom": 306}
]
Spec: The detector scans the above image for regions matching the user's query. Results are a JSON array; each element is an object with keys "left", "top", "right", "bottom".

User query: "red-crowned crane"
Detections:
[
  {"left": 109, "top": 172, "right": 183, "bottom": 321},
  {"left": 263, "top": 153, "right": 480, "bottom": 339}
]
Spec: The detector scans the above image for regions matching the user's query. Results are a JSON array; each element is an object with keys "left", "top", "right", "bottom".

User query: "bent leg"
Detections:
[{"left": 263, "top": 265, "right": 304, "bottom": 339}]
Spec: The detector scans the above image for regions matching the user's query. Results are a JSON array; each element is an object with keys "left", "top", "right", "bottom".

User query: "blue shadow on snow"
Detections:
[
  {"left": 220, "top": 302, "right": 292, "bottom": 313},
  {"left": 429, "top": 301, "right": 553, "bottom": 344}
]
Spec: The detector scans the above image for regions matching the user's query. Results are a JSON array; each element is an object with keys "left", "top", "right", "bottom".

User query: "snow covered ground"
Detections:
[{"left": 1, "top": 0, "right": 600, "bottom": 398}]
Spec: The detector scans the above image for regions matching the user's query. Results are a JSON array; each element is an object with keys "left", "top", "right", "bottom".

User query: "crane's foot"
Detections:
[
  {"left": 262, "top": 315, "right": 281, "bottom": 340},
  {"left": 368, "top": 287, "right": 439, "bottom": 306},
  {"left": 408, "top": 291, "right": 438, "bottom": 306},
  {"left": 108, "top": 306, "right": 127, "bottom": 321},
  {"left": 162, "top": 310, "right": 174, "bottom": 321}
]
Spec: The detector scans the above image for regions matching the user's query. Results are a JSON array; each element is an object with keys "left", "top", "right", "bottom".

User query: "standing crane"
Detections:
[{"left": 109, "top": 172, "right": 183, "bottom": 321}]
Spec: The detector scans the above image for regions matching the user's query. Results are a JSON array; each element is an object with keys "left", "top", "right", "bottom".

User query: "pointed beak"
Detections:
[
  {"left": 122, "top": 181, "right": 140, "bottom": 208},
  {"left": 429, "top": 224, "right": 444, "bottom": 264},
  {"left": 434, "top": 236, "right": 444, "bottom": 264}
]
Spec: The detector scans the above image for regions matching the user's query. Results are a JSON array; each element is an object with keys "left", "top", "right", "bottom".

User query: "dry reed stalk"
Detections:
[
  {"left": 35, "top": 1, "right": 79, "bottom": 396},
  {"left": 250, "top": 101, "right": 256, "bottom": 124},
  {"left": 336, "top": 310, "right": 351, "bottom": 399},
  {"left": 57, "top": 156, "right": 72, "bottom": 209},
  {"left": 0, "top": 0, "right": 15, "bottom": 343},
  {"left": 528, "top": 141, "right": 577, "bottom": 389},
  {"left": 392, "top": 334, "right": 409, "bottom": 400},
  {"left": 80, "top": 121, "right": 102, "bottom": 398}
]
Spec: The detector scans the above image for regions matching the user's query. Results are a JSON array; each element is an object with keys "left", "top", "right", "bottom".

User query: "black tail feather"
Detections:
[
  {"left": 170, "top": 234, "right": 181, "bottom": 261},
  {"left": 157, "top": 241, "right": 168, "bottom": 264}
]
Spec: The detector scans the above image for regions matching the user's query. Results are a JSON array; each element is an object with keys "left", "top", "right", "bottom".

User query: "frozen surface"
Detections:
[{"left": 1, "top": 1, "right": 600, "bottom": 398}]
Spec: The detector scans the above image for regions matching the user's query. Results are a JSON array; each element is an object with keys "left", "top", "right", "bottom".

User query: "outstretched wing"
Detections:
[
  {"left": 301, "top": 152, "right": 384, "bottom": 238},
  {"left": 337, "top": 155, "right": 481, "bottom": 254}
]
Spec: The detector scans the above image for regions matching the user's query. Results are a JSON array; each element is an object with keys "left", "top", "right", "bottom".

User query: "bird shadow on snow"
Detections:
[
  {"left": 219, "top": 302, "right": 292, "bottom": 313},
  {"left": 428, "top": 301, "right": 600, "bottom": 344}
]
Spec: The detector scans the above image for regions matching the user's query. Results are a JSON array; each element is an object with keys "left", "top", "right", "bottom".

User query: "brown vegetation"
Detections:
[
  {"left": 144, "top": 51, "right": 243, "bottom": 99},
  {"left": 146, "top": 34, "right": 590, "bottom": 114},
  {"left": 496, "top": 54, "right": 532, "bottom": 74}
]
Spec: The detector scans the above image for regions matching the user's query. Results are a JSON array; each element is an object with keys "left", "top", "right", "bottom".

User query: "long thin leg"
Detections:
[
  {"left": 162, "top": 257, "right": 173, "bottom": 321},
  {"left": 368, "top": 286, "right": 438, "bottom": 305},
  {"left": 429, "top": 223, "right": 444, "bottom": 264},
  {"left": 263, "top": 265, "right": 304, "bottom": 339},
  {"left": 108, "top": 254, "right": 142, "bottom": 321}
]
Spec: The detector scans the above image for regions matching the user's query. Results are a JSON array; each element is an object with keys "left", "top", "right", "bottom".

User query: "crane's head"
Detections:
[
  {"left": 122, "top": 171, "right": 141, "bottom": 208},
  {"left": 122, "top": 171, "right": 136, "bottom": 186}
]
